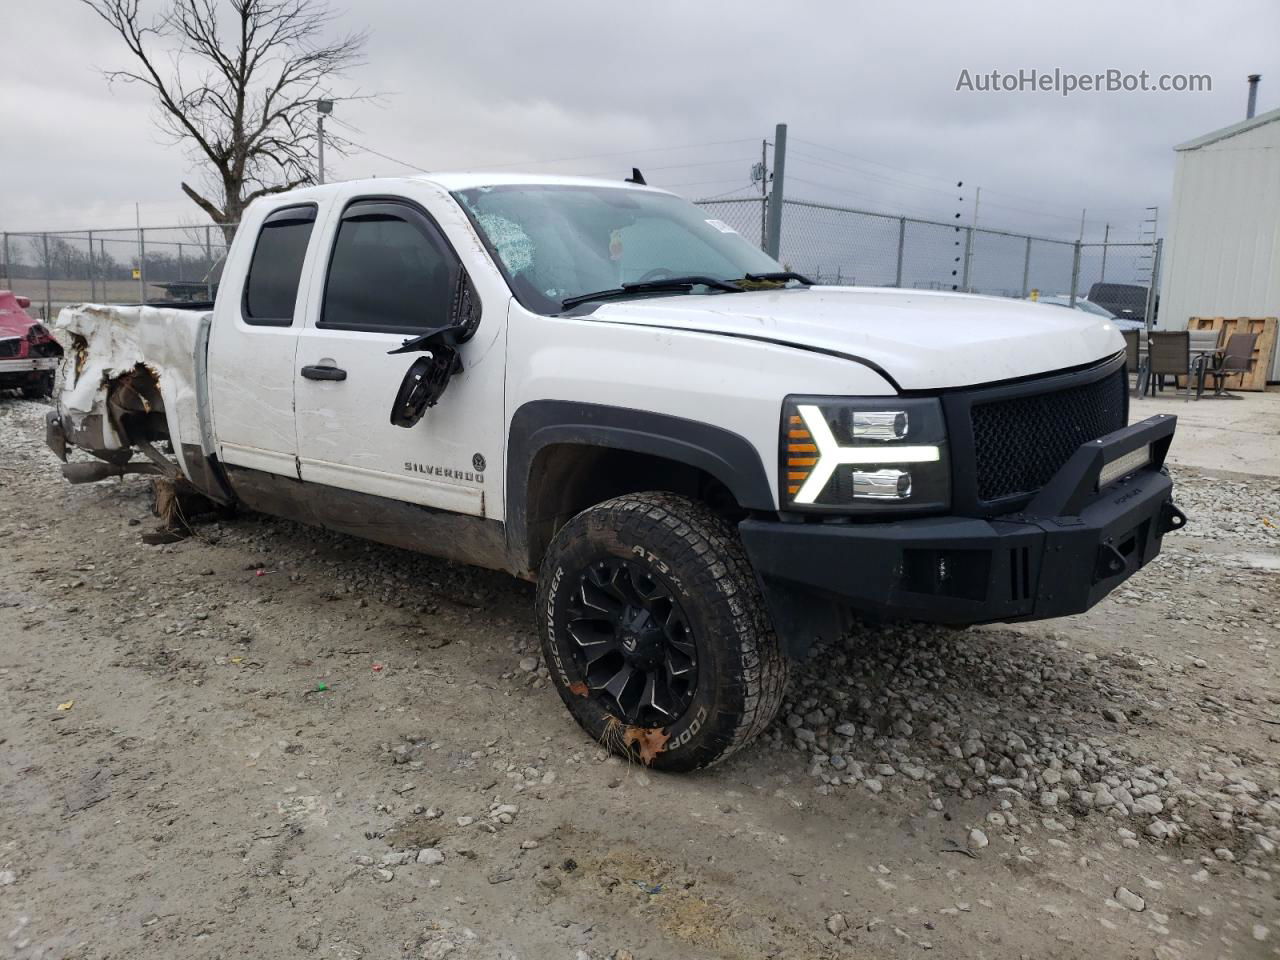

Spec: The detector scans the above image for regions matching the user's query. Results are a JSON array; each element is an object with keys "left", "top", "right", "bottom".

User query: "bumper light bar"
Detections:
[{"left": 1098, "top": 444, "right": 1151, "bottom": 489}]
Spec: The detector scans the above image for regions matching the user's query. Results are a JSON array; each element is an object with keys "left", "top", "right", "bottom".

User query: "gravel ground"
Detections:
[{"left": 1, "top": 394, "right": 1277, "bottom": 959}]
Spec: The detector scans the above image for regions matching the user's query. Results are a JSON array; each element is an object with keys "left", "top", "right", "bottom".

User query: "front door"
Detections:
[{"left": 293, "top": 196, "right": 503, "bottom": 518}]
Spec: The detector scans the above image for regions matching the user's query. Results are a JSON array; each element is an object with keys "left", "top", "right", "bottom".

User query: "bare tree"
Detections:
[{"left": 80, "top": 0, "right": 366, "bottom": 239}]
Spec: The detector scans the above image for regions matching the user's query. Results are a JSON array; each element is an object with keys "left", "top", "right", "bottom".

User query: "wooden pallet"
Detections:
[{"left": 1187, "top": 317, "right": 1278, "bottom": 391}]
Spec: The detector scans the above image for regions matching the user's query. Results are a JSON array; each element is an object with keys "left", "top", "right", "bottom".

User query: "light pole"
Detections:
[{"left": 317, "top": 99, "right": 334, "bottom": 184}]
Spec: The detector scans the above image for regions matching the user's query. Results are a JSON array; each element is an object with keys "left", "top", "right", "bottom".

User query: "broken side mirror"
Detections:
[{"left": 387, "top": 270, "right": 481, "bottom": 428}]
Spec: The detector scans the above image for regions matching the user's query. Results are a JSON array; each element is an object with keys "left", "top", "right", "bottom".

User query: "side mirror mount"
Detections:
[{"left": 387, "top": 270, "right": 481, "bottom": 429}]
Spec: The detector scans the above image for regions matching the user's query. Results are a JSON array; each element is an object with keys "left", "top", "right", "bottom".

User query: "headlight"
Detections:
[{"left": 781, "top": 396, "right": 950, "bottom": 513}]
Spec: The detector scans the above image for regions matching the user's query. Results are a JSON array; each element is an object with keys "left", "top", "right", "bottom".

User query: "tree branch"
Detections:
[
  {"left": 81, "top": 0, "right": 366, "bottom": 236},
  {"left": 181, "top": 181, "right": 227, "bottom": 223}
]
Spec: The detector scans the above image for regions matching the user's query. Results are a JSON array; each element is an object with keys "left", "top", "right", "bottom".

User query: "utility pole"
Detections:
[
  {"left": 1100, "top": 223, "right": 1110, "bottom": 281},
  {"left": 765, "top": 123, "right": 787, "bottom": 260},
  {"left": 751, "top": 139, "right": 769, "bottom": 251},
  {"left": 317, "top": 99, "right": 334, "bottom": 184}
]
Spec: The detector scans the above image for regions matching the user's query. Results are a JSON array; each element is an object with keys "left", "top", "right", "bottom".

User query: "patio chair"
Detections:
[
  {"left": 1206, "top": 332, "right": 1259, "bottom": 397},
  {"left": 1146, "top": 331, "right": 1198, "bottom": 401}
]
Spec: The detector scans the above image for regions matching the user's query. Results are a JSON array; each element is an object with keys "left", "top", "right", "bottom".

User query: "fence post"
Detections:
[
  {"left": 894, "top": 218, "right": 906, "bottom": 287},
  {"left": 765, "top": 122, "right": 787, "bottom": 260},
  {"left": 1, "top": 232, "right": 8, "bottom": 291},
  {"left": 178, "top": 241, "right": 184, "bottom": 282},
  {"left": 1068, "top": 241, "right": 1082, "bottom": 307},
  {"left": 42, "top": 233, "right": 53, "bottom": 320},
  {"left": 137, "top": 225, "right": 146, "bottom": 304},
  {"left": 960, "top": 227, "right": 973, "bottom": 291},
  {"left": 1021, "top": 237, "right": 1032, "bottom": 297},
  {"left": 1144, "top": 238, "right": 1162, "bottom": 331},
  {"left": 88, "top": 230, "right": 97, "bottom": 302},
  {"left": 205, "top": 225, "right": 214, "bottom": 300}
]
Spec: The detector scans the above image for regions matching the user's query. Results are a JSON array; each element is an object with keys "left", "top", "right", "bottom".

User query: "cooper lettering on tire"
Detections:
[{"left": 536, "top": 492, "right": 789, "bottom": 772}]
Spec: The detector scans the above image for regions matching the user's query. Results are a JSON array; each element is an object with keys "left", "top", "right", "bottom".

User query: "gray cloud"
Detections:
[{"left": 2, "top": 0, "right": 1275, "bottom": 240}]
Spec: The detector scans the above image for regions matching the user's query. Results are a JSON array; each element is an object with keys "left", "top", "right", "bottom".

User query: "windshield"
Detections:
[{"left": 453, "top": 184, "right": 783, "bottom": 314}]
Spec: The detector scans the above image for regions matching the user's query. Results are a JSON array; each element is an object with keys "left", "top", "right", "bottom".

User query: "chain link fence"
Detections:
[
  {"left": 1, "top": 197, "right": 1160, "bottom": 324},
  {"left": 696, "top": 195, "right": 1161, "bottom": 321},
  {"left": 1, "top": 225, "right": 232, "bottom": 320}
]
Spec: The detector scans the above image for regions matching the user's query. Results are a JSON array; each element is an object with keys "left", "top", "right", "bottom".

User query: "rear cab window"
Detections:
[{"left": 242, "top": 204, "right": 318, "bottom": 326}]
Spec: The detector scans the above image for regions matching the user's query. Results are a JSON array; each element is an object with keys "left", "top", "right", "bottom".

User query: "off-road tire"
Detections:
[{"left": 537, "top": 492, "right": 789, "bottom": 771}]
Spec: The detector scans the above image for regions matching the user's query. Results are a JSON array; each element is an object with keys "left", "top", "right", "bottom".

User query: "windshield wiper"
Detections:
[
  {"left": 740, "top": 271, "right": 815, "bottom": 286},
  {"left": 561, "top": 275, "right": 743, "bottom": 311}
]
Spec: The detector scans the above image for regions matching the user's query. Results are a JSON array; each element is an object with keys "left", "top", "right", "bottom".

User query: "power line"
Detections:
[
  {"left": 459, "top": 137, "right": 757, "bottom": 170},
  {"left": 689, "top": 182, "right": 758, "bottom": 200},
  {"left": 329, "top": 135, "right": 756, "bottom": 184},
  {"left": 328, "top": 134, "right": 426, "bottom": 172},
  {"left": 786, "top": 175, "right": 960, "bottom": 223},
  {"left": 793, "top": 136, "right": 1150, "bottom": 220},
  {"left": 332, "top": 134, "right": 758, "bottom": 176}
]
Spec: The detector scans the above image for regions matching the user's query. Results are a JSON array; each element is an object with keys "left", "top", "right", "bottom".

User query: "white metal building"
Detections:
[{"left": 1158, "top": 105, "right": 1280, "bottom": 377}]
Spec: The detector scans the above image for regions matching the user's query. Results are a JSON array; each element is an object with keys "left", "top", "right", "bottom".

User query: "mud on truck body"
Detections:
[{"left": 45, "top": 174, "right": 1186, "bottom": 770}]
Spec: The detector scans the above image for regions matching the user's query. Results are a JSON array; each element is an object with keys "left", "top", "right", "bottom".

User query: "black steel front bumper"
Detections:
[{"left": 740, "top": 415, "right": 1184, "bottom": 636}]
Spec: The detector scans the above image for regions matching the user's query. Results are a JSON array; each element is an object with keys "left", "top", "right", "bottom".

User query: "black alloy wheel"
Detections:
[{"left": 566, "top": 558, "right": 698, "bottom": 728}]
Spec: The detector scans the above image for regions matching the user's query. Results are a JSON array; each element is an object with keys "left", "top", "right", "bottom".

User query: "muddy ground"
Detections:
[{"left": 0, "top": 395, "right": 1277, "bottom": 960}]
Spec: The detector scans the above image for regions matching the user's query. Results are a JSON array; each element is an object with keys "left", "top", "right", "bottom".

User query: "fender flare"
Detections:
[{"left": 506, "top": 400, "right": 775, "bottom": 572}]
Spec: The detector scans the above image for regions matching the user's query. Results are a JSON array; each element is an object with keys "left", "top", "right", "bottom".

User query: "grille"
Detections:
[
  {"left": 0, "top": 338, "right": 21, "bottom": 359},
  {"left": 971, "top": 368, "right": 1127, "bottom": 502}
]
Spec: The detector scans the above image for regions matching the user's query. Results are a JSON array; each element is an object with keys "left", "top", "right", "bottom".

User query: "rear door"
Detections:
[
  {"left": 292, "top": 191, "right": 502, "bottom": 518},
  {"left": 207, "top": 203, "right": 319, "bottom": 475}
]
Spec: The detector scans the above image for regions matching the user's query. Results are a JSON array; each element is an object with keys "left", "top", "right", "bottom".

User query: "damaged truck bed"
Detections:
[{"left": 48, "top": 303, "right": 223, "bottom": 493}]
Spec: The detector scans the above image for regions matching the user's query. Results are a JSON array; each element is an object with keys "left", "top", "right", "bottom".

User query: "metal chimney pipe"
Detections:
[{"left": 1247, "top": 74, "right": 1261, "bottom": 119}]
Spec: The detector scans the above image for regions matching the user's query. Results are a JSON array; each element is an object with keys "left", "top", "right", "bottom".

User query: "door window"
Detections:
[
  {"left": 242, "top": 205, "right": 317, "bottom": 326},
  {"left": 320, "top": 203, "right": 457, "bottom": 333}
]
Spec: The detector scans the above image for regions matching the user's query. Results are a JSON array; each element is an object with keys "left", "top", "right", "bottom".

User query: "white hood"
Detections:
[{"left": 590, "top": 286, "right": 1124, "bottom": 390}]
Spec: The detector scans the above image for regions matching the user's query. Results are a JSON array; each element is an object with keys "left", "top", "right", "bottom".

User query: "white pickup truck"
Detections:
[{"left": 45, "top": 173, "right": 1185, "bottom": 770}]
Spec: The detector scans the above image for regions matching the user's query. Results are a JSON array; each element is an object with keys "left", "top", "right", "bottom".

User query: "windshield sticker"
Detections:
[
  {"left": 705, "top": 219, "right": 737, "bottom": 234},
  {"left": 477, "top": 213, "right": 534, "bottom": 275},
  {"left": 609, "top": 229, "right": 624, "bottom": 261}
]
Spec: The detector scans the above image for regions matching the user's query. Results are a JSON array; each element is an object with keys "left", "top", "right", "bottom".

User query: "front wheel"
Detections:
[{"left": 537, "top": 492, "right": 788, "bottom": 771}]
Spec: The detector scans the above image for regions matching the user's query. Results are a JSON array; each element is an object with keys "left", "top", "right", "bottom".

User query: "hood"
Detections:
[
  {"left": 589, "top": 286, "right": 1124, "bottom": 390},
  {"left": 0, "top": 291, "right": 36, "bottom": 339},
  {"left": 0, "top": 312, "right": 36, "bottom": 339}
]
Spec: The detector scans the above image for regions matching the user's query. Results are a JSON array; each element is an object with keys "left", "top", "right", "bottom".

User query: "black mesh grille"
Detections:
[
  {"left": 0, "top": 338, "right": 21, "bottom": 358},
  {"left": 971, "top": 369, "right": 1127, "bottom": 502}
]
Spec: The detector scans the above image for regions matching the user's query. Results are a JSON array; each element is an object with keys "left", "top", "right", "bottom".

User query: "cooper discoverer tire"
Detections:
[{"left": 537, "top": 492, "right": 788, "bottom": 771}]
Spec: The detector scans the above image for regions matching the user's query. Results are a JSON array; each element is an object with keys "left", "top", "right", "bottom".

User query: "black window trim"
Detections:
[
  {"left": 317, "top": 195, "right": 467, "bottom": 336},
  {"left": 240, "top": 202, "right": 319, "bottom": 328}
]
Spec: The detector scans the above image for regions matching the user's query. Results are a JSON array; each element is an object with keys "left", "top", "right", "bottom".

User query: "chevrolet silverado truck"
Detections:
[{"left": 44, "top": 173, "right": 1185, "bottom": 770}]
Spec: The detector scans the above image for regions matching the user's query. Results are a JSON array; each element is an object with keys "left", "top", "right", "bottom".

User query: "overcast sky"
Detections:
[{"left": 2, "top": 0, "right": 1275, "bottom": 242}]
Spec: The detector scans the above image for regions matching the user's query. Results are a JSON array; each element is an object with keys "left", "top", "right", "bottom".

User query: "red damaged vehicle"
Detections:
[{"left": 0, "top": 291, "right": 62, "bottom": 398}]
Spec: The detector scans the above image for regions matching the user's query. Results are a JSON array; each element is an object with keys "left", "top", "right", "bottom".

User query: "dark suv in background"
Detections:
[{"left": 1088, "top": 282, "right": 1158, "bottom": 325}]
